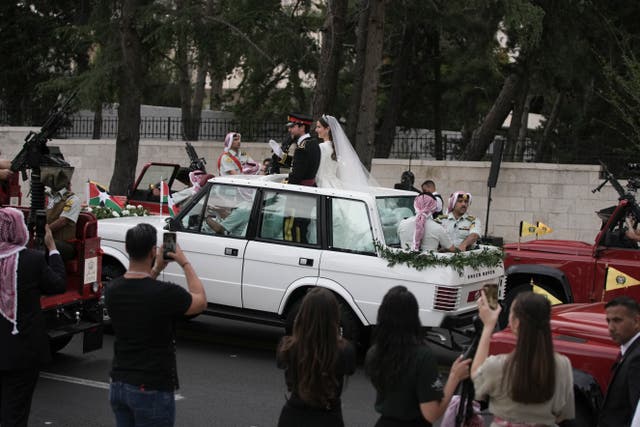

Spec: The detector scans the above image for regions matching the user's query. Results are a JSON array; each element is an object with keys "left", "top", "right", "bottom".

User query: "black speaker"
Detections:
[{"left": 487, "top": 139, "right": 504, "bottom": 188}]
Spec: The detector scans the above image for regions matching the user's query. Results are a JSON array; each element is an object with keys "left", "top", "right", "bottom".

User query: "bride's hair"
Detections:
[{"left": 319, "top": 116, "right": 337, "bottom": 161}]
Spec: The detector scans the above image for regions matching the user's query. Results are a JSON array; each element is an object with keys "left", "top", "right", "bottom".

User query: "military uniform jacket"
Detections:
[
  {"left": 47, "top": 189, "right": 80, "bottom": 241},
  {"left": 439, "top": 212, "right": 481, "bottom": 247},
  {"left": 288, "top": 135, "right": 320, "bottom": 185}
]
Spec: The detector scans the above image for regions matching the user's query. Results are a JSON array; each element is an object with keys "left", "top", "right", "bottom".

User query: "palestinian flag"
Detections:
[
  {"left": 87, "top": 181, "right": 123, "bottom": 213},
  {"left": 160, "top": 179, "right": 176, "bottom": 217}
]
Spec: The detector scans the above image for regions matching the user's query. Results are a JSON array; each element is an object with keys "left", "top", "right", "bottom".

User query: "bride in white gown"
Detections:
[{"left": 314, "top": 115, "right": 378, "bottom": 190}]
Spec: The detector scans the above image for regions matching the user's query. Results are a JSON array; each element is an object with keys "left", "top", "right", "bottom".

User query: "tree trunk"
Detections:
[
  {"left": 505, "top": 75, "right": 529, "bottom": 161},
  {"left": 535, "top": 92, "right": 563, "bottom": 162},
  {"left": 346, "top": 0, "right": 370, "bottom": 142},
  {"left": 110, "top": 0, "right": 145, "bottom": 194},
  {"left": 514, "top": 94, "right": 533, "bottom": 161},
  {"left": 375, "top": 24, "right": 411, "bottom": 158},
  {"left": 354, "top": 0, "right": 388, "bottom": 170},
  {"left": 462, "top": 72, "right": 521, "bottom": 161},
  {"left": 312, "top": 0, "right": 347, "bottom": 117},
  {"left": 431, "top": 29, "right": 443, "bottom": 160},
  {"left": 176, "top": 0, "right": 195, "bottom": 140},
  {"left": 209, "top": 72, "right": 224, "bottom": 110},
  {"left": 92, "top": 102, "right": 102, "bottom": 140},
  {"left": 190, "top": 63, "right": 207, "bottom": 141}
]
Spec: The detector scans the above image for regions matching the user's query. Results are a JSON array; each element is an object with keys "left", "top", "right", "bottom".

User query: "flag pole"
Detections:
[{"left": 159, "top": 176, "right": 164, "bottom": 217}]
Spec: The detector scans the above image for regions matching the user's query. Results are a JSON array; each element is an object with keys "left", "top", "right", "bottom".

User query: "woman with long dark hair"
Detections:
[
  {"left": 365, "top": 286, "right": 471, "bottom": 427},
  {"left": 276, "top": 288, "right": 356, "bottom": 427},
  {"left": 471, "top": 291, "right": 575, "bottom": 426}
]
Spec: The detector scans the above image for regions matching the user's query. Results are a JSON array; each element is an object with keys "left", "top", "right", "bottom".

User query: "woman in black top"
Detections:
[
  {"left": 276, "top": 288, "right": 356, "bottom": 427},
  {"left": 365, "top": 286, "right": 470, "bottom": 427}
]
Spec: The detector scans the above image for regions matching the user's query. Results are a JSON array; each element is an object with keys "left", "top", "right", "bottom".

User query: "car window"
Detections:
[
  {"left": 376, "top": 196, "right": 415, "bottom": 247},
  {"left": 331, "top": 198, "right": 375, "bottom": 253},
  {"left": 180, "top": 184, "right": 256, "bottom": 238},
  {"left": 131, "top": 164, "right": 178, "bottom": 202},
  {"left": 258, "top": 190, "right": 318, "bottom": 245}
]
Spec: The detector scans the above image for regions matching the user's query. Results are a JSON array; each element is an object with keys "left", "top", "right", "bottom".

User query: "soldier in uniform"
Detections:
[
  {"left": 44, "top": 165, "right": 81, "bottom": 260},
  {"left": 438, "top": 191, "right": 482, "bottom": 251},
  {"left": 217, "top": 132, "right": 259, "bottom": 176}
]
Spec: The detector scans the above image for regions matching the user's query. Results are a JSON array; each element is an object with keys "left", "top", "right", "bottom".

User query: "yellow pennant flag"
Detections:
[
  {"left": 605, "top": 267, "right": 640, "bottom": 291},
  {"left": 520, "top": 220, "right": 538, "bottom": 237},
  {"left": 536, "top": 221, "right": 553, "bottom": 236},
  {"left": 532, "top": 284, "right": 563, "bottom": 305}
]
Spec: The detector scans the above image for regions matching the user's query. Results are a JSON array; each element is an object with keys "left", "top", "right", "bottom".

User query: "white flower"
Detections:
[
  {"left": 112, "top": 211, "right": 120, "bottom": 217},
  {"left": 126, "top": 204, "right": 135, "bottom": 210},
  {"left": 137, "top": 204, "right": 143, "bottom": 209},
  {"left": 86, "top": 207, "right": 93, "bottom": 213},
  {"left": 122, "top": 209, "right": 130, "bottom": 216}
]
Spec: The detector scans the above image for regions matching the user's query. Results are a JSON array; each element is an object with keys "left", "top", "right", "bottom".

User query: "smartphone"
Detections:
[
  {"left": 483, "top": 283, "right": 499, "bottom": 310},
  {"left": 163, "top": 232, "right": 177, "bottom": 260}
]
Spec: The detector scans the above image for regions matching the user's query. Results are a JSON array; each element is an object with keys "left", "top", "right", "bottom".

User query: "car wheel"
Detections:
[
  {"left": 50, "top": 335, "right": 73, "bottom": 354},
  {"left": 559, "top": 395, "right": 596, "bottom": 427},
  {"left": 498, "top": 282, "right": 531, "bottom": 329},
  {"left": 101, "top": 261, "right": 125, "bottom": 332},
  {"left": 285, "top": 298, "right": 302, "bottom": 335}
]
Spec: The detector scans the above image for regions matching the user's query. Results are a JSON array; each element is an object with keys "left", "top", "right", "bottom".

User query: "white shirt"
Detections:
[
  {"left": 622, "top": 331, "right": 640, "bottom": 356},
  {"left": 440, "top": 212, "right": 482, "bottom": 247},
  {"left": 397, "top": 216, "right": 452, "bottom": 252}
]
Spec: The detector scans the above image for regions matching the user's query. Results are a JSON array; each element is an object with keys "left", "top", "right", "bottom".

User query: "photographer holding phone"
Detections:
[
  {"left": 470, "top": 291, "right": 575, "bottom": 426},
  {"left": 105, "top": 224, "right": 206, "bottom": 427}
]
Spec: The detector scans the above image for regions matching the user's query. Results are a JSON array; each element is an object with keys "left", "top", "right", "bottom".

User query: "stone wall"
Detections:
[{"left": 1, "top": 127, "right": 618, "bottom": 244}]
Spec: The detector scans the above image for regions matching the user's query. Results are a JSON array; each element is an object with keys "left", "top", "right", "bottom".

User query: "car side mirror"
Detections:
[{"left": 165, "top": 217, "right": 179, "bottom": 231}]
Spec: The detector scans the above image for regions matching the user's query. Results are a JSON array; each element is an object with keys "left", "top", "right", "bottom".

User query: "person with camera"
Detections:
[
  {"left": 471, "top": 290, "right": 575, "bottom": 426},
  {"left": 105, "top": 223, "right": 206, "bottom": 427}
]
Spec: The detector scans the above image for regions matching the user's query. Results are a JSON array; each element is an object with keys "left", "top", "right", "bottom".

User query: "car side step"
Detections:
[{"left": 204, "top": 304, "right": 285, "bottom": 328}]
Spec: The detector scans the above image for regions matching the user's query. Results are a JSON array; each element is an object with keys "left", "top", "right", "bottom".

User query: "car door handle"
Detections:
[
  {"left": 224, "top": 247, "right": 239, "bottom": 256},
  {"left": 299, "top": 258, "right": 314, "bottom": 266}
]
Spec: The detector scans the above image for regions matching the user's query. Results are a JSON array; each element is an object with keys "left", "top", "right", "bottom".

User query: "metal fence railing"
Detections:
[{"left": 56, "top": 116, "right": 286, "bottom": 142}]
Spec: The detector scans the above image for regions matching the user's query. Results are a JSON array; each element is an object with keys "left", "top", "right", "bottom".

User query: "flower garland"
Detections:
[
  {"left": 86, "top": 204, "right": 149, "bottom": 220},
  {"left": 376, "top": 243, "right": 504, "bottom": 275}
]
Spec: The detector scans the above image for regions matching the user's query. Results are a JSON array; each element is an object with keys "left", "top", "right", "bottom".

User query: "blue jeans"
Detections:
[{"left": 109, "top": 381, "right": 175, "bottom": 427}]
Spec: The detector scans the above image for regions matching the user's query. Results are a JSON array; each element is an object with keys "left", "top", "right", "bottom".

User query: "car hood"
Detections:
[
  {"left": 98, "top": 215, "right": 170, "bottom": 240},
  {"left": 504, "top": 239, "right": 594, "bottom": 257},
  {"left": 497, "top": 302, "right": 612, "bottom": 345},
  {"left": 548, "top": 303, "right": 613, "bottom": 344}
]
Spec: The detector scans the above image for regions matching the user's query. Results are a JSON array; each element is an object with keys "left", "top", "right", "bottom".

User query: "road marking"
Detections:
[{"left": 40, "top": 372, "right": 185, "bottom": 400}]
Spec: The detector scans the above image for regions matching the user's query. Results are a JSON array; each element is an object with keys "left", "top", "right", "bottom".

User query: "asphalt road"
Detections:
[
  {"left": 29, "top": 316, "right": 380, "bottom": 427},
  {"left": 28, "top": 316, "right": 491, "bottom": 427}
]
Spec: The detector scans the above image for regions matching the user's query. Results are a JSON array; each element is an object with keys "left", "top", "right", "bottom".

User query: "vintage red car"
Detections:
[{"left": 490, "top": 302, "right": 618, "bottom": 426}]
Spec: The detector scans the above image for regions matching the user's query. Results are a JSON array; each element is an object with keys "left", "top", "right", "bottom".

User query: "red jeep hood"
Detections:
[
  {"left": 493, "top": 302, "right": 613, "bottom": 346},
  {"left": 504, "top": 239, "right": 594, "bottom": 256},
  {"left": 548, "top": 303, "right": 612, "bottom": 344}
]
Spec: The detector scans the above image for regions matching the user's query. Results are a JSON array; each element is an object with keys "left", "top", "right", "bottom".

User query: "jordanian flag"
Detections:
[
  {"left": 160, "top": 179, "right": 176, "bottom": 217},
  {"left": 87, "top": 180, "right": 123, "bottom": 213}
]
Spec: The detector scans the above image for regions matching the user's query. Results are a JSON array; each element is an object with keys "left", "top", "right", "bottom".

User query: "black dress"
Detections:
[{"left": 277, "top": 340, "right": 356, "bottom": 427}]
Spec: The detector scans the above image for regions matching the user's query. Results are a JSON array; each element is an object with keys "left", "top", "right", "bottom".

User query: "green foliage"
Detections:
[
  {"left": 376, "top": 243, "right": 505, "bottom": 276},
  {"left": 88, "top": 204, "right": 149, "bottom": 220}
]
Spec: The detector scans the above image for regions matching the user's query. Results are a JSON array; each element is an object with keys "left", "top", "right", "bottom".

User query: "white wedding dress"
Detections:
[
  {"left": 316, "top": 141, "right": 343, "bottom": 189},
  {"left": 315, "top": 115, "right": 378, "bottom": 191}
]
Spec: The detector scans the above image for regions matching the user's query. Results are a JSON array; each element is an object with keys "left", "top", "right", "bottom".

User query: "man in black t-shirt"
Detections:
[{"left": 105, "top": 223, "right": 206, "bottom": 427}]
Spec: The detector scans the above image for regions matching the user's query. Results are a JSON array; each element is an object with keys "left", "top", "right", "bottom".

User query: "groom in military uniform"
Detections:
[
  {"left": 285, "top": 113, "right": 320, "bottom": 186},
  {"left": 281, "top": 113, "right": 320, "bottom": 243},
  {"left": 439, "top": 191, "right": 482, "bottom": 251}
]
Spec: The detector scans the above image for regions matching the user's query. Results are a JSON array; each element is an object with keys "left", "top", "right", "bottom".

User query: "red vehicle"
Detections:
[
  {"left": 1, "top": 97, "right": 103, "bottom": 353},
  {"left": 502, "top": 167, "right": 640, "bottom": 321},
  {"left": 490, "top": 302, "right": 617, "bottom": 426}
]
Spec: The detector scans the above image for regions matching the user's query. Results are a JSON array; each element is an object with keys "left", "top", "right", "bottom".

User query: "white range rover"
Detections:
[{"left": 98, "top": 175, "right": 504, "bottom": 348}]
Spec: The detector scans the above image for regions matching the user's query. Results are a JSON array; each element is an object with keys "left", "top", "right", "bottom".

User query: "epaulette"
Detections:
[
  {"left": 433, "top": 216, "right": 443, "bottom": 224},
  {"left": 467, "top": 215, "right": 476, "bottom": 221},
  {"left": 436, "top": 214, "right": 448, "bottom": 220}
]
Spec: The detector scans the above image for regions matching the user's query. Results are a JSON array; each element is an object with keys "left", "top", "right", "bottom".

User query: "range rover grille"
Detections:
[{"left": 433, "top": 286, "right": 460, "bottom": 311}]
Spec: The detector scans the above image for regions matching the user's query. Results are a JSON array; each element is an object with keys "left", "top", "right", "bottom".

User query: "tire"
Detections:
[
  {"left": 559, "top": 395, "right": 596, "bottom": 427},
  {"left": 50, "top": 335, "right": 73, "bottom": 354},
  {"left": 498, "top": 282, "right": 531, "bottom": 329},
  {"left": 102, "top": 261, "right": 125, "bottom": 283},
  {"left": 101, "top": 261, "right": 125, "bottom": 332}
]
